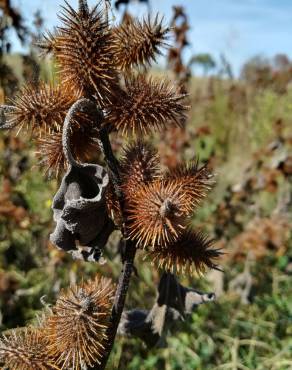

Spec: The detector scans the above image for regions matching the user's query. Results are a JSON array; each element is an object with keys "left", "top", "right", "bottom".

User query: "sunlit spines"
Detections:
[
  {"left": 165, "top": 161, "right": 214, "bottom": 209},
  {"left": 126, "top": 179, "right": 193, "bottom": 248},
  {"left": 112, "top": 15, "right": 169, "bottom": 71},
  {"left": 120, "top": 140, "right": 161, "bottom": 197},
  {"left": 44, "top": 1, "right": 118, "bottom": 105},
  {"left": 7, "top": 82, "right": 80, "bottom": 135},
  {"left": 107, "top": 74, "right": 188, "bottom": 135},
  {"left": 36, "top": 29, "right": 62, "bottom": 55},
  {"left": 46, "top": 275, "right": 115, "bottom": 369},
  {"left": 148, "top": 229, "right": 222, "bottom": 275},
  {"left": 0, "top": 327, "right": 58, "bottom": 370}
]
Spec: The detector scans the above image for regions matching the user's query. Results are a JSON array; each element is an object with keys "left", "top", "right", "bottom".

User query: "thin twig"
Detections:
[{"left": 97, "top": 240, "right": 136, "bottom": 370}]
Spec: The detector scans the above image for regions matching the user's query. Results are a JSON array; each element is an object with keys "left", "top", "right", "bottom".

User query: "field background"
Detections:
[{"left": 0, "top": 2, "right": 291, "bottom": 369}]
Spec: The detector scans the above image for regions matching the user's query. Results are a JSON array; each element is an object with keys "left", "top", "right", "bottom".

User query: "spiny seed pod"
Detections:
[
  {"left": 148, "top": 230, "right": 222, "bottom": 275},
  {"left": 107, "top": 74, "right": 188, "bottom": 135},
  {"left": 120, "top": 140, "right": 160, "bottom": 197},
  {"left": 165, "top": 161, "right": 214, "bottom": 209},
  {"left": 37, "top": 120, "right": 100, "bottom": 177},
  {"left": 126, "top": 179, "right": 194, "bottom": 247},
  {"left": 37, "top": 30, "right": 62, "bottom": 55},
  {"left": 43, "top": 1, "right": 118, "bottom": 106},
  {"left": 112, "top": 15, "right": 169, "bottom": 71},
  {"left": 7, "top": 83, "right": 80, "bottom": 135},
  {"left": 0, "top": 327, "right": 58, "bottom": 370},
  {"left": 46, "top": 275, "right": 115, "bottom": 369}
]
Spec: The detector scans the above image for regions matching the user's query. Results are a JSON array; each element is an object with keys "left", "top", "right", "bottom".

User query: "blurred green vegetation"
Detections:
[
  {"left": 1, "top": 3, "right": 291, "bottom": 369},
  {"left": 1, "top": 65, "right": 291, "bottom": 368}
]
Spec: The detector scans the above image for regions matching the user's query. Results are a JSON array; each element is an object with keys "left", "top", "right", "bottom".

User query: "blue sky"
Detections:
[{"left": 8, "top": 0, "right": 292, "bottom": 75}]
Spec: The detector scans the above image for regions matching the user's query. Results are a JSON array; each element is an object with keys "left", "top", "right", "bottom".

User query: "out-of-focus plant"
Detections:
[
  {"left": 0, "top": 0, "right": 44, "bottom": 99},
  {"left": 0, "top": 0, "right": 27, "bottom": 97},
  {"left": 241, "top": 54, "right": 292, "bottom": 94}
]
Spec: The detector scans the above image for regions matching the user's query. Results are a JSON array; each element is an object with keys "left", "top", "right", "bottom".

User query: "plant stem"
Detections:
[
  {"left": 98, "top": 127, "right": 122, "bottom": 200},
  {"left": 97, "top": 240, "right": 136, "bottom": 370},
  {"left": 96, "top": 116, "right": 137, "bottom": 369}
]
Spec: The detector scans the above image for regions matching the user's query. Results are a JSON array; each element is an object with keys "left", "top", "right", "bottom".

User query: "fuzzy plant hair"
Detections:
[{"left": 0, "top": 0, "right": 223, "bottom": 369}]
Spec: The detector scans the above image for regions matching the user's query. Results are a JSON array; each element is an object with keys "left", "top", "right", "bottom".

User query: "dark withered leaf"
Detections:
[{"left": 119, "top": 273, "right": 215, "bottom": 347}]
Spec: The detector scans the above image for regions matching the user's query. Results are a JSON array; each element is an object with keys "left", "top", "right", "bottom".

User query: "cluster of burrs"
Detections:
[
  {"left": 0, "top": 275, "right": 115, "bottom": 369},
  {"left": 0, "top": 0, "right": 222, "bottom": 368}
]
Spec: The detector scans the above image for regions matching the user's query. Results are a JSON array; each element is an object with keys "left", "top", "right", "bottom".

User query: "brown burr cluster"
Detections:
[
  {"left": 116, "top": 140, "right": 221, "bottom": 274},
  {"left": 46, "top": 276, "right": 115, "bottom": 369},
  {"left": 0, "top": 275, "right": 114, "bottom": 370},
  {"left": 0, "top": 328, "right": 56, "bottom": 370},
  {"left": 111, "top": 15, "right": 169, "bottom": 71},
  {"left": 4, "top": 0, "right": 186, "bottom": 176},
  {"left": 0, "top": 0, "right": 222, "bottom": 368}
]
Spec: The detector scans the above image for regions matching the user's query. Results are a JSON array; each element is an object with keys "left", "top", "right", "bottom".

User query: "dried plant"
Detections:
[
  {"left": 47, "top": 276, "right": 114, "bottom": 369},
  {"left": 230, "top": 216, "right": 290, "bottom": 261},
  {"left": 114, "top": 0, "right": 150, "bottom": 11},
  {"left": 40, "top": 1, "right": 118, "bottom": 105},
  {"left": 107, "top": 74, "right": 188, "bottom": 135},
  {"left": 126, "top": 179, "right": 193, "bottom": 247},
  {"left": 120, "top": 140, "right": 160, "bottom": 196},
  {"left": 5, "top": 82, "right": 80, "bottom": 134},
  {"left": 112, "top": 15, "right": 169, "bottom": 71},
  {"left": 165, "top": 161, "right": 214, "bottom": 207},
  {"left": 148, "top": 230, "right": 221, "bottom": 275},
  {"left": 0, "top": 327, "right": 58, "bottom": 370},
  {"left": 167, "top": 6, "right": 191, "bottom": 93},
  {"left": 0, "top": 1, "right": 222, "bottom": 369},
  {"left": 0, "top": 178, "right": 27, "bottom": 225},
  {"left": 37, "top": 116, "right": 100, "bottom": 177},
  {"left": 119, "top": 273, "right": 215, "bottom": 347}
]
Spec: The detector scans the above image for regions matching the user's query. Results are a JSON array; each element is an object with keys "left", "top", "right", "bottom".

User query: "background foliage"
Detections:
[{"left": 0, "top": 1, "right": 291, "bottom": 369}]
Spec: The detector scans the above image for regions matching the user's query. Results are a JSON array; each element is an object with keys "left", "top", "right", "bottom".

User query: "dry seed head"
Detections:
[
  {"left": 7, "top": 82, "right": 80, "bottom": 135},
  {"left": 148, "top": 230, "right": 222, "bottom": 275},
  {"left": 120, "top": 140, "right": 160, "bottom": 197},
  {"left": 165, "top": 161, "right": 214, "bottom": 209},
  {"left": 0, "top": 327, "right": 58, "bottom": 370},
  {"left": 112, "top": 15, "right": 169, "bottom": 71},
  {"left": 46, "top": 275, "right": 114, "bottom": 369},
  {"left": 45, "top": 1, "right": 118, "bottom": 105},
  {"left": 107, "top": 74, "right": 188, "bottom": 135},
  {"left": 126, "top": 179, "right": 193, "bottom": 248},
  {"left": 36, "top": 117, "right": 100, "bottom": 177},
  {"left": 36, "top": 30, "right": 62, "bottom": 55}
]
